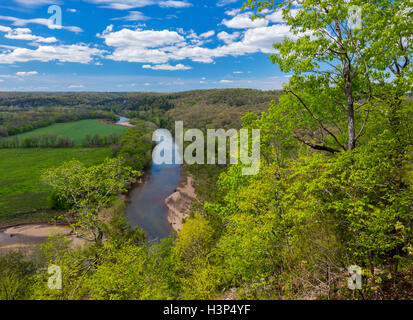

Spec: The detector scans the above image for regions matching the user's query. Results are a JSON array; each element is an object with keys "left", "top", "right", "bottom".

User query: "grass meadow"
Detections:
[
  {"left": 12, "top": 119, "right": 127, "bottom": 145},
  {"left": 0, "top": 147, "right": 112, "bottom": 224}
]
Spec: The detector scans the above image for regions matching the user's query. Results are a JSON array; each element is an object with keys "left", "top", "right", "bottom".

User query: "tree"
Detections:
[
  {"left": 244, "top": 0, "right": 412, "bottom": 151},
  {"left": 42, "top": 158, "right": 139, "bottom": 243}
]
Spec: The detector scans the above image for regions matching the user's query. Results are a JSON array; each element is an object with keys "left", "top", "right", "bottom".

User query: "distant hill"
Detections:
[{"left": 0, "top": 89, "right": 282, "bottom": 135}]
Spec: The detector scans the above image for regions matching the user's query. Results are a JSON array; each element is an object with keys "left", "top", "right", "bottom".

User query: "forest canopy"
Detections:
[{"left": 0, "top": 0, "right": 412, "bottom": 301}]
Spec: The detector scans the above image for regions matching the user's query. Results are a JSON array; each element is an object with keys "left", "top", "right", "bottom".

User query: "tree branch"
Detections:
[
  {"left": 287, "top": 89, "right": 347, "bottom": 151},
  {"left": 355, "top": 109, "right": 370, "bottom": 142},
  {"left": 294, "top": 135, "right": 341, "bottom": 153}
]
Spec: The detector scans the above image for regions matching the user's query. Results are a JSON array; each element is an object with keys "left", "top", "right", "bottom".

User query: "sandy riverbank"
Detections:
[
  {"left": 117, "top": 121, "right": 134, "bottom": 127},
  {"left": 165, "top": 173, "right": 196, "bottom": 232},
  {"left": 3, "top": 224, "right": 72, "bottom": 237},
  {"left": 0, "top": 223, "right": 86, "bottom": 252}
]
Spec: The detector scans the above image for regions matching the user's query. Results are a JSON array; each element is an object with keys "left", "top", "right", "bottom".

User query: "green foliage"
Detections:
[
  {"left": 1, "top": 1, "right": 412, "bottom": 301},
  {"left": 42, "top": 158, "right": 138, "bottom": 243},
  {"left": 0, "top": 251, "right": 36, "bottom": 300},
  {"left": 171, "top": 214, "right": 223, "bottom": 299},
  {"left": 8, "top": 119, "right": 126, "bottom": 146},
  {"left": 101, "top": 200, "right": 146, "bottom": 246},
  {"left": 0, "top": 147, "right": 112, "bottom": 219},
  {"left": 165, "top": 89, "right": 281, "bottom": 130},
  {"left": 114, "top": 127, "right": 154, "bottom": 171}
]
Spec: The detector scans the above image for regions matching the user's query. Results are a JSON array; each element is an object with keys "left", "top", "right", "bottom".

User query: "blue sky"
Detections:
[{"left": 0, "top": 0, "right": 293, "bottom": 91}]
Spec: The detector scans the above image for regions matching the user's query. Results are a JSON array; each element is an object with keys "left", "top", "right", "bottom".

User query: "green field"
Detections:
[
  {"left": 12, "top": 119, "right": 127, "bottom": 145},
  {"left": 0, "top": 147, "right": 112, "bottom": 222}
]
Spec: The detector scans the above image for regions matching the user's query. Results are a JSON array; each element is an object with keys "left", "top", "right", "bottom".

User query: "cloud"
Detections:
[
  {"left": 217, "top": 0, "right": 238, "bottom": 7},
  {"left": 217, "top": 31, "right": 240, "bottom": 44},
  {"left": 199, "top": 30, "right": 215, "bottom": 38},
  {"left": 222, "top": 12, "right": 269, "bottom": 29},
  {"left": 86, "top": 0, "right": 192, "bottom": 10},
  {"left": 85, "top": 0, "right": 154, "bottom": 10},
  {"left": 67, "top": 8, "right": 77, "bottom": 13},
  {"left": 262, "top": 8, "right": 299, "bottom": 23},
  {"left": 111, "top": 11, "right": 150, "bottom": 21},
  {"left": 68, "top": 84, "right": 85, "bottom": 88},
  {"left": 16, "top": 71, "right": 38, "bottom": 76},
  {"left": 0, "top": 26, "right": 57, "bottom": 44},
  {"left": 142, "top": 63, "right": 191, "bottom": 70},
  {"left": 100, "top": 27, "right": 185, "bottom": 48},
  {"left": 0, "top": 15, "right": 83, "bottom": 33},
  {"left": 0, "top": 45, "right": 104, "bottom": 64},
  {"left": 159, "top": 1, "right": 192, "bottom": 8},
  {"left": 220, "top": 79, "right": 233, "bottom": 83},
  {"left": 99, "top": 27, "right": 186, "bottom": 64},
  {"left": 13, "top": 0, "right": 61, "bottom": 6},
  {"left": 99, "top": 23, "right": 296, "bottom": 65},
  {"left": 233, "top": 71, "right": 243, "bottom": 74},
  {"left": 225, "top": 8, "right": 240, "bottom": 16}
]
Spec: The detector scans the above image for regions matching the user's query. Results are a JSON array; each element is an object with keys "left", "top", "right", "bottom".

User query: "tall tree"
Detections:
[{"left": 243, "top": 0, "right": 412, "bottom": 151}]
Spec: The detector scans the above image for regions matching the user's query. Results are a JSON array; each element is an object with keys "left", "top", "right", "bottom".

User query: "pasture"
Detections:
[
  {"left": 0, "top": 147, "right": 112, "bottom": 223},
  {"left": 11, "top": 119, "right": 127, "bottom": 145}
]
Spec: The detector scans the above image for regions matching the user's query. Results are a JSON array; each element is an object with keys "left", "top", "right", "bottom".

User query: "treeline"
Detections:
[
  {"left": 0, "top": 133, "right": 121, "bottom": 148},
  {"left": 0, "top": 89, "right": 281, "bottom": 137},
  {"left": 111, "top": 120, "right": 156, "bottom": 170},
  {"left": 0, "top": 135, "right": 74, "bottom": 148},
  {"left": 1, "top": 0, "right": 411, "bottom": 301},
  {"left": 0, "top": 92, "right": 172, "bottom": 111},
  {"left": 0, "top": 108, "right": 117, "bottom": 137},
  {"left": 164, "top": 89, "right": 281, "bottom": 130},
  {"left": 82, "top": 133, "right": 121, "bottom": 147}
]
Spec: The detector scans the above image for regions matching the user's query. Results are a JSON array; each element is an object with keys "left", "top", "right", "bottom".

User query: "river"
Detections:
[
  {"left": 0, "top": 116, "right": 181, "bottom": 250},
  {"left": 116, "top": 116, "right": 130, "bottom": 124},
  {"left": 125, "top": 129, "right": 181, "bottom": 240},
  {"left": 117, "top": 116, "right": 182, "bottom": 239}
]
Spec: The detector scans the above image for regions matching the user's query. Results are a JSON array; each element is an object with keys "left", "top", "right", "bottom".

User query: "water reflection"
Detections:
[{"left": 125, "top": 129, "right": 181, "bottom": 240}]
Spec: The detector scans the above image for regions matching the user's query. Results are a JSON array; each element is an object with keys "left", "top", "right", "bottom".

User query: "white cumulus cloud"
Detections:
[
  {"left": 159, "top": 1, "right": 192, "bottom": 8},
  {"left": 0, "top": 26, "right": 57, "bottom": 44},
  {"left": 222, "top": 12, "right": 269, "bottom": 29},
  {"left": 86, "top": 0, "right": 192, "bottom": 10},
  {"left": 217, "top": 31, "right": 240, "bottom": 44},
  {"left": 111, "top": 11, "right": 150, "bottom": 21},
  {"left": 142, "top": 63, "right": 191, "bottom": 70},
  {"left": 16, "top": 71, "right": 38, "bottom": 76},
  {"left": 0, "top": 15, "right": 83, "bottom": 33},
  {"left": 0, "top": 45, "right": 104, "bottom": 64}
]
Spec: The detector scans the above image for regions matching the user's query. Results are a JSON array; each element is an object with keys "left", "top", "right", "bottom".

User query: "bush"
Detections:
[{"left": 47, "top": 190, "right": 70, "bottom": 210}]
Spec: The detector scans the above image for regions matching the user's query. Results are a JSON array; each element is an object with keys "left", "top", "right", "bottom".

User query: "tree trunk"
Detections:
[{"left": 344, "top": 61, "right": 356, "bottom": 150}]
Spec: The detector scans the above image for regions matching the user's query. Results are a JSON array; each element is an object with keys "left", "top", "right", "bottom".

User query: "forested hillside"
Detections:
[
  {"left": 0, "top": 89, "right": 278, "bottom": 136},
  {"left": 0, "top": 0, "right": 411, "bottom": 301}
]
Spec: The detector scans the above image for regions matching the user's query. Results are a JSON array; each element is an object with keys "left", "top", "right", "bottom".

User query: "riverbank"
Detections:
[
  {"left": 0, "top": 223, "right": 85, "bottom": 253},
  {"left": 165, "top": 169, "right": 196, "bottom": 232},
  {"left": 99, "top": 117, "right": 135, "bottom": 128}
]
